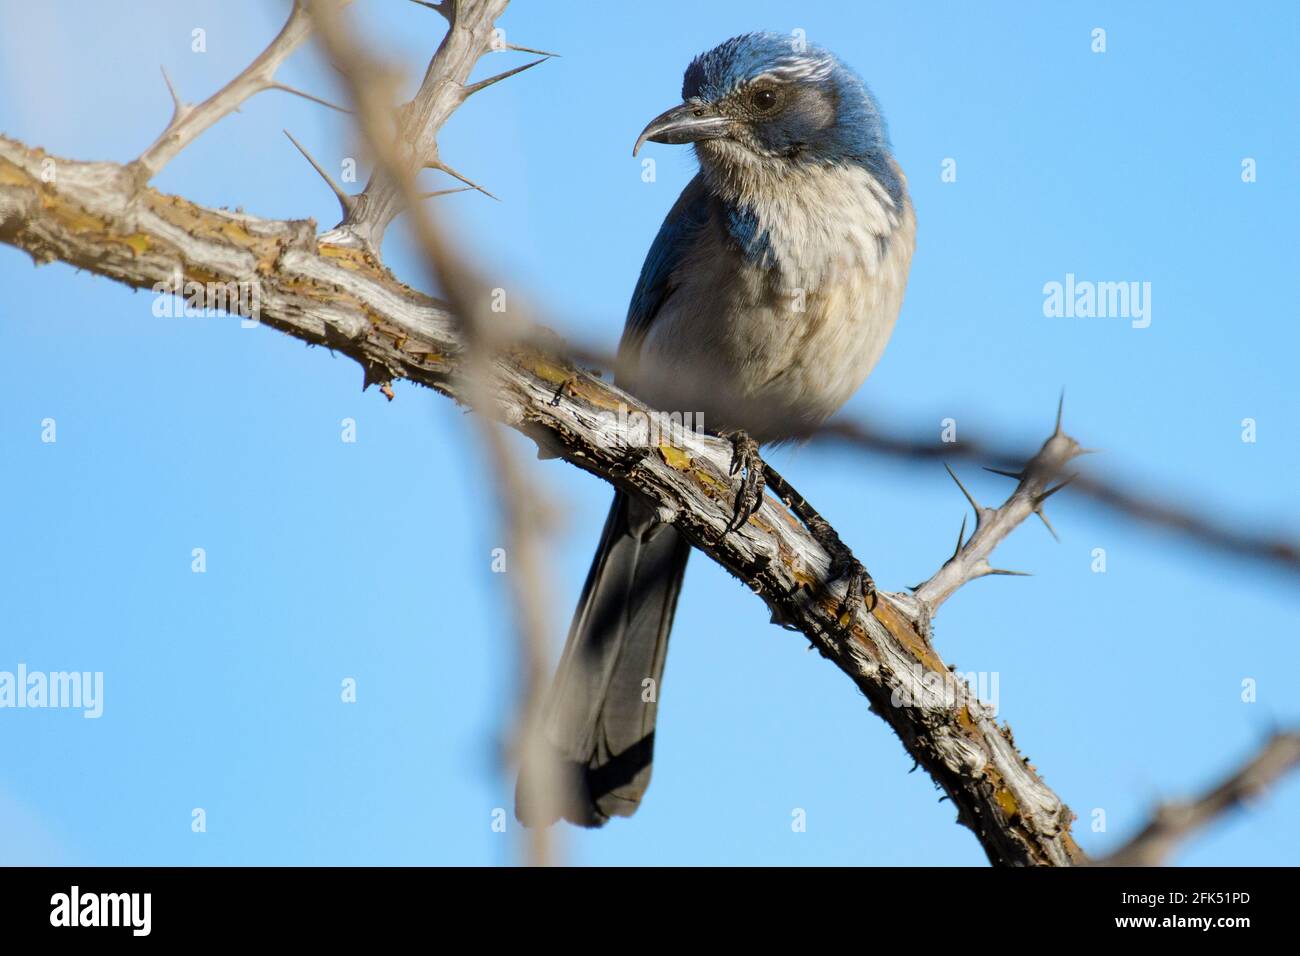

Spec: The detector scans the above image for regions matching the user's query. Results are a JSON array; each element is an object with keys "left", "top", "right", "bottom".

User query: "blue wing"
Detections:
[{"left": 617, "top": 174, "right": 714, "bottom": 376}]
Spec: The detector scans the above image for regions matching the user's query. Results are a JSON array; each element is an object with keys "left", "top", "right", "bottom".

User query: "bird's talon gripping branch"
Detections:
[
  {"left": 548, "top": 375, "right": 579, "bottom": 407},
  {"left": 830, "top": 552, "right": 878, "bottom": 627},
  {"left": 723, "top": 430, "right": 765, "bottom": 533},
  {"left": 763, "top": 462, "right": 877, "bottom": 627}
]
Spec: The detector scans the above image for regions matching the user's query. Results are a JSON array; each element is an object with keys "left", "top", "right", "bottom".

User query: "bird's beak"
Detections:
[{"left": 632, "top": 102, "right": 731, "bottom": 157}]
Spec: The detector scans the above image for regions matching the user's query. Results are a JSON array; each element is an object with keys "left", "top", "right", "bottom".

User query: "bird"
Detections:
[{"left": 516, "top": 32, "right": 915, "bottom": 828}]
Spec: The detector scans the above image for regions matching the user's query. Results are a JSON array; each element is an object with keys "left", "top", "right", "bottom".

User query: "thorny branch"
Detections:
[
  {"left": 133, "top": 0, "right": 352, "bottom": 183},
  {"left": 904, "top": 396, "right": 1082, "bottom": 621},
  {"left": 1, "top": 0, "right": 1296, "bottom": 865},
  {"left": 808, "top": 419, "right": 1300, "bottom": 580},
  {"left": 318, "top": 0, "right": 551, "bottom": 251}
]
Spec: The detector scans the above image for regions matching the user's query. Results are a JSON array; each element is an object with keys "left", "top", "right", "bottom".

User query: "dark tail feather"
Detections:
[{"left": 516, "top": 491, "right": 690, "bottom": 827}]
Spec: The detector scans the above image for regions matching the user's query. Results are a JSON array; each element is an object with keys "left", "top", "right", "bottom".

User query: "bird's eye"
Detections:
[{"left": 750, "top": 88, "right": 778, "bottom": 112}]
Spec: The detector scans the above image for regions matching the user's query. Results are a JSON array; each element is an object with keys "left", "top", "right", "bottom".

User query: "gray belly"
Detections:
[{"left": 634, "top": 210, "right": 915, "bottom": 443}]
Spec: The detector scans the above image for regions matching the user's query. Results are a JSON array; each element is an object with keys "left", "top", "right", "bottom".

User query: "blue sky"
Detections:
[{"left": 1, "top": 0, "right": 1297, "bottom": 866}]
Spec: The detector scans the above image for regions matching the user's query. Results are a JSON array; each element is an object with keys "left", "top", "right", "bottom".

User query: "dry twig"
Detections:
[{"left": 1096, "top": 731, "right": 1300, "bottom": 866}]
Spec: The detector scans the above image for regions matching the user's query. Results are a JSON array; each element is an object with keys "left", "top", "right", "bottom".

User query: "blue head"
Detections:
[{"left": 633, "top": 33, "right": 901, "bottom": 202}]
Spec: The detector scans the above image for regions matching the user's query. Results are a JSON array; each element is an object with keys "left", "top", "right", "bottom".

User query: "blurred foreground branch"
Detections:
[
  {"left": 305, "top": 0, "right": 565, "bottom": 867},
  {"left": 1096, "top": 731, "right": 1300, "bottom": 866}
]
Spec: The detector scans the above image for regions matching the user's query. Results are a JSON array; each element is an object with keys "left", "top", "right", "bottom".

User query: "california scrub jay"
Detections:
[{"left": 517, "top": 32, "right": 915, "bottom": 827}]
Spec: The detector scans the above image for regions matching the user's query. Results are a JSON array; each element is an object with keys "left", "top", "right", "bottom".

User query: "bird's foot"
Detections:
[
  {"left": 762, "top": 462, "right": 876, "bottom": 629},
  {"left": 826, "top": 546, "right": 878, "bottom": 629},
  {"left": 722, "top": 429, "right": 765, "bottom": 534},
  {"left": 548, "top": 375, "right": 580, "bottom": 407}
]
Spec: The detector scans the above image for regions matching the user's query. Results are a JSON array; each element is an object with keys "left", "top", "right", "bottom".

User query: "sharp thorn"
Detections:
[
  {"left": 943, "top": 463, "right": 981, "bottom": 516},
  {"left": 1035, "top": 507, "right": 1060, "bottom": 542},
  {"left": 462, "top": 57, "right": 549, "bottom": 98},
  {"left": 988, "top": 568, "right": 1033, "bottom": 577},
  {"left": 952, "top": 513, "right": 968, "bottom": 559},
  {"left": 417, "top": 186, "right": 474, "bottom": 200},
  {"left": 1054, "top": 388, "right": 1066, "bottom": 436},
  {"left": 1038, "top": 474, "right": 1077, "bottom": 503},
  {"left": 160, "top": 65, "right": 183, "bottom": 109},
  {"left": 505, "top": 43, "right": 561, "bottom": 57},
  {"left": 269, "top": 82, "right": 353, "bottom": 114},
  {"left": 426, "top": 159, "right": 499, "bottom": 200},
  {"left": 982, "top": 466, "right": 1023, "bottom": 481},
  {"left": 159, "top": 65, "right": 188, "bottom": 124},
  {"left": 283, "top": 129, "right": 354, "bottom": 216}
]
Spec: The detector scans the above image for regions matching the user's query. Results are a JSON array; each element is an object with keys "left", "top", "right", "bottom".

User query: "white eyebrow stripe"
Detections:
[{"left": 747, "top": 58, "right": 836, "bottom": 87}]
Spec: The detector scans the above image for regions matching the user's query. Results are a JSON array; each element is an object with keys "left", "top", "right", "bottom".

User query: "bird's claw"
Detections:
[
  {"left": 828, "top": 551, "right": 878, "bottom": 629},
  {"left": 548, "top": 376, "right": 577, "bottom": 406},
  {"left": 723, "top": 430, "right": 765, "bottom": 534},
  {"left": 758, "top": 461, "right": 877, "bottom": 630}
]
